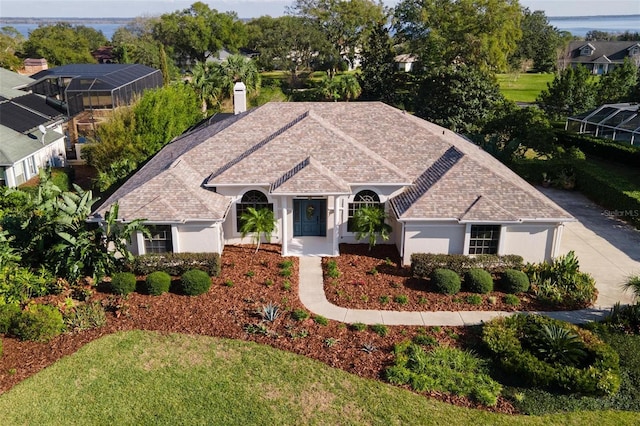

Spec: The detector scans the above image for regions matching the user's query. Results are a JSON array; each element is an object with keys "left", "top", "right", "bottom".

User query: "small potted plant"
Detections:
[
  {"left": 556, "top": 169, "right": 576, "bottom": 190},
  {"left": 541, "top": 172, "right": 552, "bottom": 188}
]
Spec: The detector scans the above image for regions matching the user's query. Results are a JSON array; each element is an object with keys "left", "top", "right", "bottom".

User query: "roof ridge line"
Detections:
[
  {"left": 306, "top": 110, "right": 411, "bottom": 181},
  {"left": 458, "top": 194, "right": 517, "bottom": 221},
  {"left": 391, "top": 146, "right": 464, "bottom": 217},
  {"left": 270, "top": 157, "right": 310, "bottom": 192},
  {"left": 206, "top": 110, "right": 310, "bottom": 183}
]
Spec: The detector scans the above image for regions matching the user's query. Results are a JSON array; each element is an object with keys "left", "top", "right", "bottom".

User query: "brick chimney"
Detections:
[{"left": 233, "top": 82, "right": 246, "bottom": 115}]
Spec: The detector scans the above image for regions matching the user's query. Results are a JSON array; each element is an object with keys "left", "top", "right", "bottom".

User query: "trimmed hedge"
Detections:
[
  {"left": 110, "top": 272, "right": 137, "bottom": 295},
  {"left": 430, "top": 269, "right": 461, "bottom": 295},
  {"left": 464, "top": 268, "right": 494, "bottom": 294},
  {"left": 10, "top": 304, "right": 64, "bottom": 342},
  {"left": 179, "top": 269, "right": 211, "bottom": 296},
  {"left": 482, "top": 314, "right": 621, "bottom": 396},
  {"left": 501, "top": 269, "right": 530, "bottom": 293},
  {"left": 143, "top": 271, "right": 172, "bottom": 296},
  {"left": 131, "top": 252, "right": 221, "bottom": 277},
  {"left": 411, "top": 253, "right": 524, "bottom": 278},
  {"left": 555, "top": 130, "right": 640, "bottom": 168}
]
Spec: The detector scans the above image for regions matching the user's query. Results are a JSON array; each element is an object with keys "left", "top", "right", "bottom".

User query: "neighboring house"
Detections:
[
  {"left": 22, "top": 58, "right": 48, "bottom": 75},
  {"left": 395, "top": 54, "right": 418, "bottom": 72},
  {"left": 565, "top": 41, "right": 640, "bottom": 74},
  {"left": 93, "top": 98, "right": 573, "bottom": 265},
  {"left": 92, "top": 46, "right": 117, "bottom": 64},
  {"left": 26, "top": 64, "right": 163, "bottom": 158},
  {"left": 566, "top": 102, "right": 640, "bottom": 145},
  {"left": 0, "top": 68, "right": 66, "bottom": 188}
]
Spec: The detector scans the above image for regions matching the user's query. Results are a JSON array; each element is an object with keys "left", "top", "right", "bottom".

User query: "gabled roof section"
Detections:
[
  {"left": 391, "top": 147, "right": 464, "bottom": 217},
  {"left": 93, "top": 112, "right": 246, "bottom": 221},
  {"left": 458, "top": 196, "right": 518, "bottom": 222},
  {"left": 593, "top": 55, "right": 612, "bottom": 64},
  {"left": 206, "top": 111, "right": 309, "bottom": 183},
  {"left": 569, "top": 40, "right": 640, "bottom": 63},
  {"left": 270, "top": 156, "right": 351, "bottom": 194}
]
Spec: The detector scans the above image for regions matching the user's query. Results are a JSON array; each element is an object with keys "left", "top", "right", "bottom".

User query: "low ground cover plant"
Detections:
[
  {"left": 63, "top": 301, "right": 107, "bottom": 332},
  {"left": 525, "top": 251, "right": 597, "bottom": 308},
  {"left": 385, "top": 341, "right": 502, "bottom": 406},
  {"left": 482, "top": 314, "right": 620, "bottom": 396}
]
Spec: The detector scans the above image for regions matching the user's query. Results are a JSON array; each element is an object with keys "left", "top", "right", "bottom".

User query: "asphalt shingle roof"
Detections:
[{"left": 94, "top": 102, "right": 572, "bottom": 223}]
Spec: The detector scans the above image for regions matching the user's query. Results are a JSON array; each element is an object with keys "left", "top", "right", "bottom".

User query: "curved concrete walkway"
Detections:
[{"left": 298, "top": 188, "right": 640, "bottom": 326}]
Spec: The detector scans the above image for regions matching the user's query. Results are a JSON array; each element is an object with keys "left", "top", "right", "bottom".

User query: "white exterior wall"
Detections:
[
  {"left": 175, "top": 223, "right": 223, "bottom": 254},
  {"left": 402, "top": 222, "right": 466, "bottom": 265},
  {"left": 502, "top": 223, "right": 559, "bottom": 263},
  {"left": 219, "top": 186, "right": 281, "bottom": 245},
  {"left": 4, "top": 130, "right": 66, "bottom": 187}
]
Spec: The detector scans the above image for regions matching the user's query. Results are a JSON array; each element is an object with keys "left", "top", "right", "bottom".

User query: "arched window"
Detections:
[
  {"left": 347, "top": 190, "right": 381, "bottom": 232},
  {"left": 236, "top": 190, "right": 273, "bottom": 231}
]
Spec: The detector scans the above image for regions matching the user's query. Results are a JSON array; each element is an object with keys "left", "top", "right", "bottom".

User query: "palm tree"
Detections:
[
  {"left": 239, "top": 207, "right": 276, "bottom": 254},
  {"left": 214, "top": 54, "right": 261, "bottom": 100},
  {"left": 622, "top": 274, "right": 640, "bottom": 302},
  {"left": 352, "top": 205, "right": 391, "bottom": 251},
  {"left": 191, "top": 61, "right": 222, "bottom": 114}
]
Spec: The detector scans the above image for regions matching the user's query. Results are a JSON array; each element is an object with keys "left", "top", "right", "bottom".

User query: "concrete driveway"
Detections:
[{"left": 539, "top": 187, "right": 640, "bottom": 307}]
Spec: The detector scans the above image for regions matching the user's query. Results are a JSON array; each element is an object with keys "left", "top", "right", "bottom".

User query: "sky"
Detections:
[{"left": 0, "top": 0, "right": 638, "bottom": 19}]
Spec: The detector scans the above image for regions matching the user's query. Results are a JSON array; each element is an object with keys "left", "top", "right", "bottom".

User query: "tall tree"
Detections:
[
  {"left": 510, "top": 8, "right": 561, "bottom": 72},
  {"left": 22, "top": 23, "right": 97, "bottom": 65},
  {"left": 0, "top": 26, "right": 25, "bottom": 71},
  {"left": 191, "top": 61, "right": 222, "bottom": 114},
  {"left": 358, "top": 22, "right": 397, "bottom": 103},
  {"left": 290, "top": 0, "right": 386, "bottom": 73},
  {"left": 211, "top": 55, "right": 261, "bottom": 100},
  {"left": 393, "top": 0, "right": 522, "bottom": 72},
  {"left": 537, "top": 65, "right": 597, "bottom": 120},
  {"left": 153, "top": 2, "right": 246, "bottom": 67},
  {"left": 246, "top": 15, "right": 329, "bottom": 84},
  {"left": 415, "top": 65, "right": 504, "bottom": 133},
  {"left": 597, "top": 58, "right": 639, "bottom": 104}
]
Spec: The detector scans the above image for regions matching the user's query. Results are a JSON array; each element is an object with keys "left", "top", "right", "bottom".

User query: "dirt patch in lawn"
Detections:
[
  {"left": 323, "top": 244, "right": 556, "bottom": 312},
  {"left": 0, "top": 244, "right": 517, "bottom": 414}
]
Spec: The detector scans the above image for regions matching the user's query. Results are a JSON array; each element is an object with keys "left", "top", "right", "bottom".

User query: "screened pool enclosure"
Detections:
[{"left": 566, "top": 103, "right": 640, "bottom": 145}]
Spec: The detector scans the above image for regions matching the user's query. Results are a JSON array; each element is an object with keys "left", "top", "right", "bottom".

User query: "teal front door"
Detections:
[{"left": 293, "top": 199, "right": 326, "bottom": 237}]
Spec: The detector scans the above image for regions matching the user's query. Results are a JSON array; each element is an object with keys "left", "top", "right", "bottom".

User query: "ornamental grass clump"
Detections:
[
  {"left": 385, "top": 341, "right": 502, "bottom": 406},
  {"left": 464, "top": 268, "right": 494, "bottom": 294},
  {"left": 179, "top": 269, "right": 211, "bottom": 296},
  {"left": 430, "top": 269, "right": 461, "bottom": 295}
]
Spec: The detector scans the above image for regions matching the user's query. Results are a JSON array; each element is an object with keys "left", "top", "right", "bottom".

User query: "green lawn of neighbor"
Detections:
[
  {"left": 497, "top": 73, "right": 555, "bottom": 103},
  {"left": 0, "top": 331, "right": 637, "bottom": 425}
]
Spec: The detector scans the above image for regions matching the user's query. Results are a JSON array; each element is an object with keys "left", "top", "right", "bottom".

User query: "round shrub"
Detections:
[
  {"left": 144, "top": 271, "right": 172, "bottom": 295},
  {"left": 501, "top": 269, "right": 530, "bottom": 293},
  {"left": 110, "top": 272, "right": 137, "bottom": 295},
  {"left": 180, "top": 269, "right": 211, "bottom": 296},
  {"left": 429, "top": 269, "right": 461, "bottom": 295},
  {"left": 464, "top": 268, "right": 494, "bottom": 294},
  {"left": 0, "top": 304, "right": 21, "bottom": 334},
  {"left": 482, "top": 314, "right": 621, "bottom": 396},
  {"left": 10, "top": 304, "right": 64, "bottom": 342}
]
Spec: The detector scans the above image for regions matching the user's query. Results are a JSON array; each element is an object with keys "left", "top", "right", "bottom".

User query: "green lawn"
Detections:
[
  {"left": 497, "top": 73, "right": 555, "bottom": 103},
  {"left": 0, "top": 331, "right": 637, "bottom": 425}
]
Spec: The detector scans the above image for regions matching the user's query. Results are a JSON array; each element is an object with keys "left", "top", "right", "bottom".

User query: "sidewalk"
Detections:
[{"left": 298, "top": 188, "right": 640, "bottom": 326}]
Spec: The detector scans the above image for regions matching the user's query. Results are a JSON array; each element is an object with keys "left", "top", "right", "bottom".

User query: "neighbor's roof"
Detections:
[
  {"left": 30, "top": 64, "right": 161, "bottom": 92},
  {"left": 0, "top": 68, "right": 65, "bottom": 165},
  {"left": 568, "top": 41, "right": 640, "bottom": 64},
  {"left": 94, "top": 102, "right": 572, "bottom": 223}
]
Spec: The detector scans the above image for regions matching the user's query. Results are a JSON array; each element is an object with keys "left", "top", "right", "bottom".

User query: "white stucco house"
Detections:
[
  {"left": 0, "top": 68, "right": 66, "bottom": 188},
  {"left": 93, "top": 101, "right": 573, "bottom": 265}
]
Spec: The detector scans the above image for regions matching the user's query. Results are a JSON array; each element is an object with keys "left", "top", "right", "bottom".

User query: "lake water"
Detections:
[
  {"left": 4, "top": 14, "right": 639, "bottom": 40},
  {"left": 549, "top": 14, "right": 640, "bottom": 37}
]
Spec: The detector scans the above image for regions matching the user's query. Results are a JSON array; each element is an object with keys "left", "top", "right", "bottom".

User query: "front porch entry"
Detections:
[{"left": 293, "top": 199, "right": 326, "bottom": 237}]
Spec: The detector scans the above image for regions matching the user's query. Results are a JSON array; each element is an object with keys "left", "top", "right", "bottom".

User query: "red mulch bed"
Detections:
[
  {"left": 0, "top": 244, "right": 517, "bottom": 414},
  {"left": 324, "top": 244, "right": 566, "bottom": 312}
]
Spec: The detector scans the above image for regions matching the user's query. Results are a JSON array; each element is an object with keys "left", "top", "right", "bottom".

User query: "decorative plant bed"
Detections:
[{"left": 322, "top": 245, "right": 591, "bottom": 312}]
